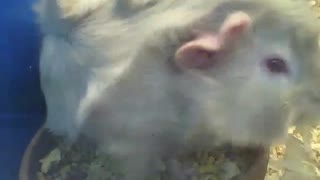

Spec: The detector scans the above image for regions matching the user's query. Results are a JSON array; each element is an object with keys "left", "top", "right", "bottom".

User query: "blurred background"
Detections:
[{"left": 0, "top": 0, "right": 46, "bottom": 179}]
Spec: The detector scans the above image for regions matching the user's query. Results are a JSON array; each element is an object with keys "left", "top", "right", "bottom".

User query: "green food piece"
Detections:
[
  {"left": 36, "top": 172, "right": 46, "bottom": 180},
  {"left": 39, "top": 148, "right": 62, "bottom": 174},
  {"left": 59, "top": 165, "right": 72, "bottom": 178},
  {"left": 37, "top": 133, "right": 255, "bottom": 180},
  {"left": 220, "top": 160, "right": 241, "bottom": 180}
]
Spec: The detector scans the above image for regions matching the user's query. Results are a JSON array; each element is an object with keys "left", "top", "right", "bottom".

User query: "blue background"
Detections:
[{"left": 0, "top": 0, "right": 46, "bottom": 179}]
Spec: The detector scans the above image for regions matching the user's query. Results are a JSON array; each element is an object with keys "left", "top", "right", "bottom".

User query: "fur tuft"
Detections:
[{"left": 33, "top": 0, "right": 107, "bottom": 37}]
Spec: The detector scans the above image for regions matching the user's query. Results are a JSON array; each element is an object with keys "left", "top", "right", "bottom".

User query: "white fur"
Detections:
[
  {"left": 35, "top": 0, "right": 214, "bottom": 140},
  {"left": 35, "top": 0, "right": 320, "bottom": 179}
]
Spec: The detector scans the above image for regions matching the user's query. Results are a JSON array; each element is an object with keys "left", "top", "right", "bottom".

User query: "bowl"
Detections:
[{"left": 19, "top": 126, "right": 270, "bottom": 180}]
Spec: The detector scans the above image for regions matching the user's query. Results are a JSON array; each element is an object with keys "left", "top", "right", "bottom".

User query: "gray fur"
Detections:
[{"left": 35, "top": 0, "right": 320, "bottom": 179}]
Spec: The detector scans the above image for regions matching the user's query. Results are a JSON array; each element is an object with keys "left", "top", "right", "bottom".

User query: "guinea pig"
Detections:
[{"left": 34, "top": 0, "right": 320, "bottom": 179}]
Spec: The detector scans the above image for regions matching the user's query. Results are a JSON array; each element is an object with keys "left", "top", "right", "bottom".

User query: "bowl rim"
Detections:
[
  {"left": 19, "top": 126, "right": 270, "bottom": 180},
  {"left": 19, "top": 126, "right": 45, "bottom": 180}
]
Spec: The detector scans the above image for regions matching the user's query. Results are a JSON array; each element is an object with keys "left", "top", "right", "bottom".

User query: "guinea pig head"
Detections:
[{"left": 171, "top": 1, "right": 320, "bottom": 147}]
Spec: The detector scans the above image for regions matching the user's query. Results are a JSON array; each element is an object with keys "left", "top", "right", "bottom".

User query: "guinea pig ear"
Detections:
[
  {"left": 174, "top": 11, "right": 251, "bottom": 70},
  {"left": 174, "top": 33, "right": 223, "bottom": 69},
  {"left": 219, "top": 11, "right": 252, "bottom": 44}
]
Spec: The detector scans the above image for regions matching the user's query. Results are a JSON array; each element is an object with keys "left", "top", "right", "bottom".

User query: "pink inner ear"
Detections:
[
  {"left": 174, "top": 33, "right": 222, "bottom": 69},
  {"left": 219, "top": 11, "right": 252, "bottom": 42},
  {"left": 174, "top": 11, "right": 251, "bottom": 70}
]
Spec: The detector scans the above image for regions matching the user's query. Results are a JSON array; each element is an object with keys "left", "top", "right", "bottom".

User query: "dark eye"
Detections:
[{"left": 264, "top": 57, "right": 289, "bottom": 74}]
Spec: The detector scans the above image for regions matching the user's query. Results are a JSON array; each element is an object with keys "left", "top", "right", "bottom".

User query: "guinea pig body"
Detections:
[{"left": 35, "top": 0, "right": 320, "bottom": 179}]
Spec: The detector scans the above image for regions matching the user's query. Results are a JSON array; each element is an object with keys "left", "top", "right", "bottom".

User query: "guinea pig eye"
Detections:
[{"left": 264, "top": 57, "right": 289, "bottom": 74}]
